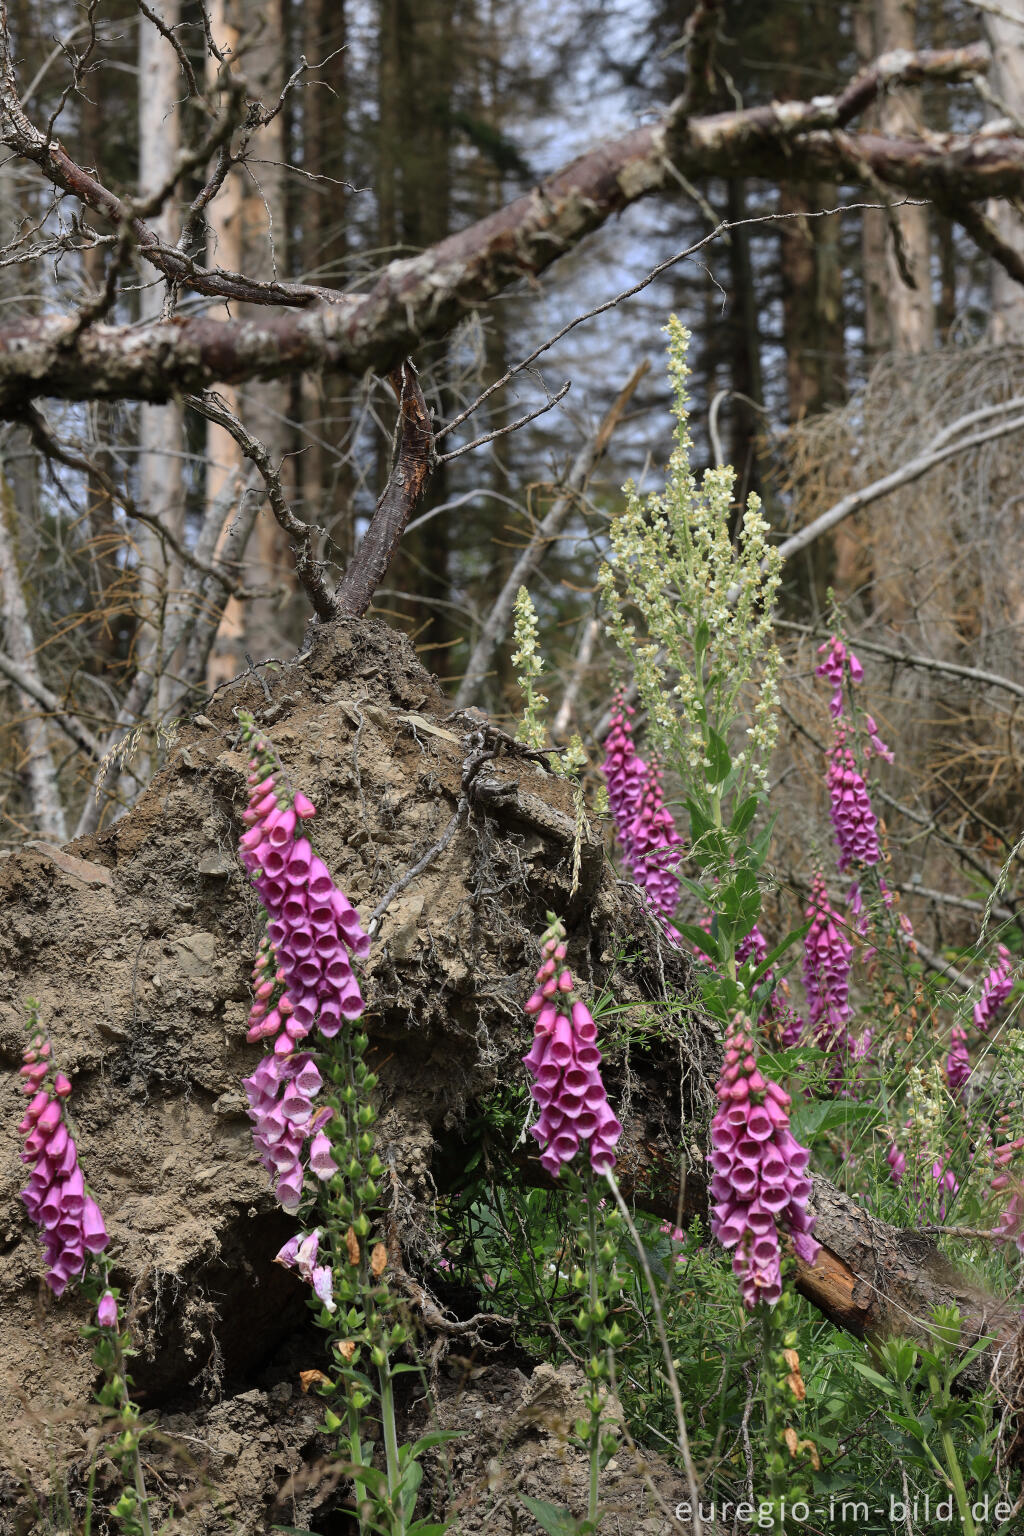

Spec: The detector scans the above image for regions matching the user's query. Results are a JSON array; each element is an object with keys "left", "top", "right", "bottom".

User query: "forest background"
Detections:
[{"left": 6, "top": 0, "right": 1024, "bottom": 873}]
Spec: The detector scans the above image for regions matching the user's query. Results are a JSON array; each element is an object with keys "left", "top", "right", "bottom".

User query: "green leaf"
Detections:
[
  {"left": 518, "top": 1494, "right": 583, "bottom": 1536},
  {"left": 674, "top": 922, "right": 719, "bottom": 962},
  {"left": 791, "top": 1100, "right": 882, "bottom": 1142},
  {"left": 886, "top": 1411, "right": 928, "bottom": 1442},
  {"left": 706, "top": 728, "right": 731, "bottom": 784},
  {"left": 398, "top": 1458, "right": 424, "bottom": 1519},
  {"left": 851, "top": 1361, "right": 898, "bottom": 1395},
  {"left": 336, "top": 1462, "right": 390, "bottom": 1497},
  {"left": 750, "top": 922, "right": 811, "bottom": 982},
  {"left": 748, "top": 813, "right": 777, "bottom": 870},
  {"left": 730, "top": 795, "right": 759, "bottom": 837},
  {"left": 406, "top": 1430, "right": 464, "bottom": 1456},
  {"left": 685, "top": 798, "right": 714, "bottom": 842},
  {"left": 946, "top": 1335, "right": 996, "bottom": 1384}
]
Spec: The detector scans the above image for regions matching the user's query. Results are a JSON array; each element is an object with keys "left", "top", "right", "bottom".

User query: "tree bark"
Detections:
[
  {"left": 858, "top": 0, "right": 936, "bottom": 356},
  {"left": 0, "top": 456, "right": 66, "bottom": 839},
  {"left": 0, "top": 43, "right": 1005, "bottom": 414},
  {"left": 136, "top": 0, "right": 184, "bottom": 720},
  {"left": 983, "top": 3, "right": 1024, "bottom": 341}
]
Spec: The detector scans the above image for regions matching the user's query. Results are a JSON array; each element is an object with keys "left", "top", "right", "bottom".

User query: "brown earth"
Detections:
[{"left": 0, "top": 619, "right": 715, "bottom": 1534}]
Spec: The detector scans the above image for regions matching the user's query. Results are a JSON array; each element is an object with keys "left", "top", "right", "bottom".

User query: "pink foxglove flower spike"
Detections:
[
  {"left": 708, "top": 1016, "right": 819, "bottom": 1309},
  {"left": 815, "top": 635, "right": 863, "bottom": 719},
  {"left": 826, "top": 731, "right": 880, "bottom": 871},
  {"left": 235, "top": 714, "right": 371, "bottom": 1212},
  {"left": 974, "top": 945, "right": 1013, "bottom": 1032},
  {"left": 803, "top": 876, "right": 853, "bottom": 1041},
  {"left": 18, "top": 1011, "right": 109, "bottom": 1296},
  {"left": 946, "top": 1025, "right": 971, "bottom": 1095},
  {"left": 522, "top": 915, "right": 622, "bottom": 1178},
  {"left": 601, "top": 690, "right": 648, "bottom": 865},
  {"left": 601, "top": 696, "right": 682, "bottom": 932}
]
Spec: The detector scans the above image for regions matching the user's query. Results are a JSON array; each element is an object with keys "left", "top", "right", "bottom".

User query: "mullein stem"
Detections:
[
  {"left": 584, "top": 1168, "right": 602, "bottom": 1526},
  {"left": 378, "top": 1357, "right": 404, "bottom": 1533},
  {"left": 927, "top": 1370, "right": 978, "bottom": 1536}
]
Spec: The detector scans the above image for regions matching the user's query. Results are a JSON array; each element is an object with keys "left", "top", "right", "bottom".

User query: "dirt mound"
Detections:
[{"left": 0, "top": 619, "right": 710, "bottom": 1533}]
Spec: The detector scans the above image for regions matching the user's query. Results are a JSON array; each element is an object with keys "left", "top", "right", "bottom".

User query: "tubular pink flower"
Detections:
[
  {"left": 802, "top": 876, "right": 853, "bottom": 1038},
  {"left": 96, "top": 1291, "right": 118, "bottom": 1328},
  {"left": 946, "top": 1025, "right": 971, "bottom": 1094},
  {"left": 625, "top": 757, "right": 682, "bottom": 922},
  {"left": 17, "top": 1028, "right": 109, "bottom": 1295},
  {"left": 600, "top": 690, "right": 648, "bottom": 862},
  {"left": 863, "top": 715, "right": 894, "bottom": 763},
  {"left": 708, "top": 1018, "right": 819, "bottom": 1309},
  {"left": 236, "top": 730, "right": 377, "bottom": 1210},
  {"left": 974, "top": 944, "right": 1012, "bottom": 1031},
  {"left": 522, "top": 915, "right": 621, "bottom": 1177},
  {"left": 886, "top": 1143, "right": 906, "bottom": 1184},
  {"left": 816, "top": 635, "right": 863, "bottom": 719},
  {"left": 826, "top": 732, "right": 880, "bottom": 871}
]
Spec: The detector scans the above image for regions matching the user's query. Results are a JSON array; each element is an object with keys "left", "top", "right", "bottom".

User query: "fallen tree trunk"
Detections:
[{"left": 0, "top": 620, "right": 1018, "bottom": 1530}]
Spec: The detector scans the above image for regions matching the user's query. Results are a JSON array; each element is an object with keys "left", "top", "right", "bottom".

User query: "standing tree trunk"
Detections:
[
  {"left": 0, "top": 464, "right": 66, "bottom": 840},
  {"left": 375, "top": 0, "right": 454, "bottom": 653},
  {"left": 856, "top": 0, "right": 951, "bottom": 656},
  {"left": 858, "top": 0, "right": 935, "bottom": 356},
  {"left": 203, "top": 0, "right": 298, "bottom": 690},
  {"left": 983, "top": 4, "right": 1024, "bottom": 342},
  {"left": 136, "top": 0, "right": 184, "bottom": 721}
]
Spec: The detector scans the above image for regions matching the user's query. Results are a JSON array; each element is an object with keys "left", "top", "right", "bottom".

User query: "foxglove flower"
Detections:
[
  {"left": 816, "top": 635, "right": 863, "bottom": 719},
  {"left": 777, "top": 1007, "right": 805, "bottom": 1048},
  {"left": 886, "top": 1143, "right": 906, "bottom": 1184},
  {"left": 802, "top": 876, "right": 853, "bottom": 1039},
  {"left": 974, "top": 945, "right": 1013, "bottom": 1032},
  {"left": 864, "top": 715, "right": 894, "bottom": 763},
  {"left": 236, "top": 719, "right": 372, "bottom": 1212},
  {"left": 96, "top": 1291, "right": 118, "bottom": 1328},
  {"left": 994, "top": 1191, "right": 1024, "bottom": 1256},
  {"left": 708, "top": 1017, "right": 819, "bottom": 1308},
  {"left": 17, "top": 1024, "right": 108, "bottom": 1296},
  {"left": 736, "top": 925, "right": 768, "bottom": 969},
  {"left": 243, "top": 1052, "right": 324, "bottom": 1211},
  {"left": 601, "top": 697, "right": 682, "bottom": 929},
  {"left": 601, "top": 691, "right": 648, "bottom": 862},
  {"left": 946, "top": 1025, "right": 971, "bottom": 1094},
  {"left": 275, "top": 1227, "right": 336, "bottom": 1312},
  {"left": 932, "top": 1155, "right": 959, "bottom": 1220},
  {"left": 826, "top": 733, "right": 880, "bottom": 870},
  {"left": 626, "top": 756, "right": 683, "bottom": 921},
  {"left": 522, "top": 915, "right": 622, "bottom": 1177}
]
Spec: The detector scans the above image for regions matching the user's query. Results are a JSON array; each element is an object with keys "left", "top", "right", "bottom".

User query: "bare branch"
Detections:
[
  {"left": 186, "top": 391, "right": 340, "bottom": 620},
  {"left": 775, "top": 410, "right": 1024, "bottom": 565},
  {"left": 552, "top": 614, "right": 602, "bottom": 740},
  {"left": 435, "top": 380, "right": 571, "bottom": 465},
  {"left": 134, "top": 0, "right": 200, "bottom": 99},
  {"left": 333, "top": 362, "right": 435, "bottom": 619},
  {"left": 454, "top": 362, "right": 648, "bottom": 709},
  {"left": 0, "top": 647, "right": 102, "bottom": 761},
  {"left": 775, "top": 617, "right": 1024, "bottom": 704},
  {"left": 0, "top": 16, "right": 1006, "bottom": 338},
  {"left": 677, "top": 0, "right": 721, "bottom": 117},
  {"left": 20, "top": 406, "right": 247, "bottom": 595}
]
